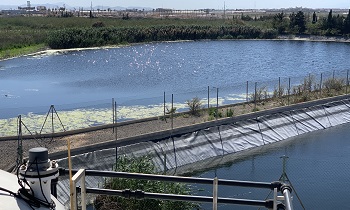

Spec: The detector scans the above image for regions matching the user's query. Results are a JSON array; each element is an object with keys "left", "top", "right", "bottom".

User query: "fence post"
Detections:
[
  {"left": 246, "top": 81, "right": 249, "bottom": 102},
  {"left": 278, "top": 77, "right": 281, "bottom": 99},
  {"left": 163, "top": 153, "right": 167, "bottom": 175},
  {"left": 112, "top": 98, "right": 115, "bottom": 133},
  {"left": 320, "top": 73, "right": 323, "bottom": 96},
  {"left": 254, "top": 82, "right": 257, "bottom": 109},
  {"left": 17, "top": 115, "right": 23, "bottom": 165},
  {"left": 164, "top": 92, "right": 166, "bottom": 120},
  {"left": 51, "top": 105, "right": 54, "bottom": 137},
  {"left": 171, "top": 94, "right": 174, "bottom": 131},
  {"left": 216, "top": 88, "right": 219, "bottom": 120},
  {"left": 208, "top": 86, "right": 210, "bottom": 109},
  {"left": 308, "top": 73, "right": 311, "bottom": 92},
  {"left": 347, "top": 70, "right": 349, "bottom": 94},
  {"left": 288, "top": 78, "right": 291, "bottom": 105}
]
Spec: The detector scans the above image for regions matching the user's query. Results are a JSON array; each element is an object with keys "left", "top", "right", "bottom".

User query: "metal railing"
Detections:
[{"left": 58, "top": 168, "right": 293, "bottom": 210}]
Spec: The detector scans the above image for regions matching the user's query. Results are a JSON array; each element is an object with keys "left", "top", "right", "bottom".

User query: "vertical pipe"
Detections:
[
  {"left": 208, "top": 86, "right": 210, "bottom": 109},
  {"left": 68, "top": 137, "right": 74, "bottom": 210},
  {"left": 17, "top": 115, "right": 23, "bottom": 165},
  {"left": 51, "top": 105, "right": 54, "bottom": 141},
  {"left": 283, "top": 187, "right": 294, "bottom": 210}
]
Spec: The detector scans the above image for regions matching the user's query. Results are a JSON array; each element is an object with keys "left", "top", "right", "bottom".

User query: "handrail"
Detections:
[
  {"left": 59, "top": 168, "right": 283, "bottom": 190},
  {"left": 58, "top": 168, "right": 294, "bottom": 210},
  {"left": 78, "top": 187, "right": 275, "bottom": 208}
]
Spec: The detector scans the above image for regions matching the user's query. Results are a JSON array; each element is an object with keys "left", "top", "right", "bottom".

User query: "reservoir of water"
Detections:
[
  {"left": 194, "top": 123, "right": 350, "bottom": 210},
  {"left": 1, "top": 40, "right": 350, "bottom": 209},
  {"left": 1, "top": 40, "right": 350, "bottom": 114}
]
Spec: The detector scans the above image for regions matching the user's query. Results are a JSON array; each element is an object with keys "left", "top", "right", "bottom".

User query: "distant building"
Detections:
[
  {"left": 18, "top": 1, "right": 35, "bottom": 11},
  {"left": 37, "top": 6, "right": 46, "bottom": 11},
  {"left": 1, "top": 9, "right": 27, "bottom": 16},
  {"left": 155, "top": 8, "right": 172, "bottom": 13}
]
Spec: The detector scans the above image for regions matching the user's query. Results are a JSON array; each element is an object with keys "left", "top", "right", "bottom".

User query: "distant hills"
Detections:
[{"left": 0, "top": 2, "right": 153, "bottom": 11}]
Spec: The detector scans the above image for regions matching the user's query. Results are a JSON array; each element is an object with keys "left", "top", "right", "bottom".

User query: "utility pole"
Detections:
[{"left": 223, "top": 1, "right": 226, "bottom": 19}]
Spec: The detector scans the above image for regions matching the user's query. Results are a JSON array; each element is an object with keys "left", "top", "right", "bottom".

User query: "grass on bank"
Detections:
[{"left": 0, "top": 44, "right": 47, "bottom": 60}]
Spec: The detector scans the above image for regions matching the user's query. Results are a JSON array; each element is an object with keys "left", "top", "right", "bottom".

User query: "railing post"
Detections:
[
  {"left": 72, "top": 169, "right": 86, "bottom": 210},
  {"left": 282, "top": 185, "right": 293, "bottom": 210},
  {"left": 213, "top": 177, "right": 218, "bottom": 210}
]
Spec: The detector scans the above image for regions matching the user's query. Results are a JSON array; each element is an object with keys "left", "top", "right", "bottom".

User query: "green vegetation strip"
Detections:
[{"left": 95, "top": 156, "right": 198, "bottom": 210}]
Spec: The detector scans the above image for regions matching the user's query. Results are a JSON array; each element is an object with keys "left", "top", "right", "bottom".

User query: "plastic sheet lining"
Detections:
[{"left": 55, "top": 98, "right": 350, "bottom": 208}]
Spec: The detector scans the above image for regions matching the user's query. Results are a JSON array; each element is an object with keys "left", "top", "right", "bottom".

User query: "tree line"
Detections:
[
  {"left": 272, "top": 10, "right": 350, "bottom": 36},
  {"left": 47, "top": 24, "right": 277, "bottom": 49}
]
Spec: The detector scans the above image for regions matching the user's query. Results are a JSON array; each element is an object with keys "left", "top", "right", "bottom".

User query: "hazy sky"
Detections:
[{"left": 4, "top": 0, "right": 350, "bottom": 9}]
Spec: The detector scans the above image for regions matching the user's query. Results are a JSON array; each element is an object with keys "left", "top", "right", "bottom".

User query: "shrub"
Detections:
[
  {"left": 94, "top": 156, "right": 198, "bottom": 210},
  {"left": 273, "top": 85, "right": 286, "bottom": 98},
  {"left": 226, "top": 109, "right": 234, "bottom": 117},
  {"left": 186, "top": 97, "right": 202, "bottom": 116},
  {"left": 250, "top": 86, "right": 268, "bottom": 101},
  {"left": 92, "top": 21, "right": 106, "bottom": 28},
  {"left": 323, "top": 78, "right": 345, "bottom": 93}
]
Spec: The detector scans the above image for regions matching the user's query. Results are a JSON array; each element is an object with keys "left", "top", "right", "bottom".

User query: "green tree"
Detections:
[
  {"left": 327, "top": 9, "right": 334, "bottom": 29},
  {"left": 312, "top": 12, "right": 318, "bottom": 24},
  {"left": 344, "top": 9, "right": 350, "bottom": 34},
  {"left": 272, "top": 12, "right": 288, "bottom": 34},
  {"left": 289, "top": 11, "right": 306, "bottom": 34}
]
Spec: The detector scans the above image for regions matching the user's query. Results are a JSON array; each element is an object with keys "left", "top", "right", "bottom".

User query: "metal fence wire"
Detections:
[
  {"left": 1, "top": 69, "right": 349, "bottom": 138},
  {"left": 1, "top": 69, "right": 350, "bottom": 173}
]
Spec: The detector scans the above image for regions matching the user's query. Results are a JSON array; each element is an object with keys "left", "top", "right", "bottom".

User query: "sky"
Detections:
[{"left": 2, "top": 0, "right": 350, "bottom": 10}]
